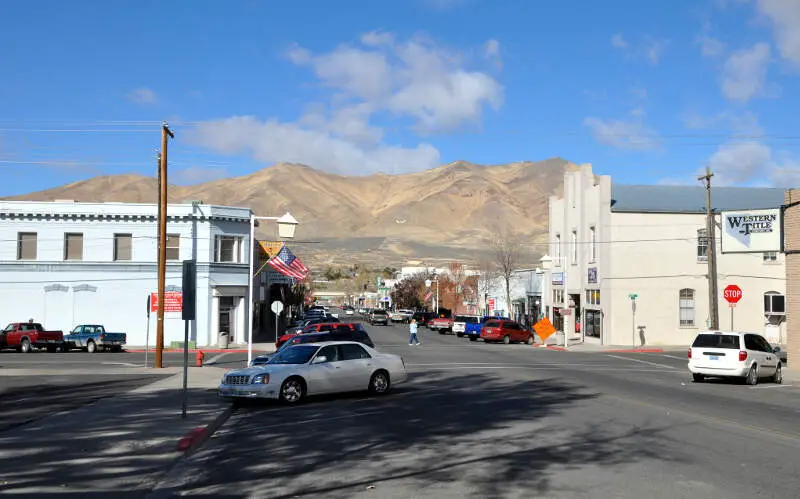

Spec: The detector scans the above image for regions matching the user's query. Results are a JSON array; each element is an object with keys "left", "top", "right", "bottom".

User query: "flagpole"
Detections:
[{"left": 247, "top": 214, "right": 256, "bottom": 366}]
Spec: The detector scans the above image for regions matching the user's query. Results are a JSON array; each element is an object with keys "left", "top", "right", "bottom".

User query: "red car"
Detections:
[
  {"left": 480, "top": 319, "right": 533, "bottom": 345},
  {"left": 275, "top": 322, "right": 364, "bottom": 348}
]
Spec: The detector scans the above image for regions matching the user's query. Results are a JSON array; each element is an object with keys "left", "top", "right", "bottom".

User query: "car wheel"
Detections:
[
  {"left": 456, "top": 333, "right": 463, "bottom": 337},
  {"left": 369, "top": 370, "right": 391, "bottom": 395},
  {"left": 469, "top": 336, "right": 477, "bottom": 342},
  {"left": 502, "top": 335, "right": 510, "bottom": 345},
  {"left": 773, "top": 363, "right": 783, "bottom": 384},
  {"left": 46, "top": 345, "right": 57, "bottom": 353},
  {"left": 20, "top": 339, "right": 31, "bottom": 353},
  {"left": 280, "top": 377, "right": 305, "bottom": 404},
  {"left": 60, "top": 343, "right": 70, "bottom": 352},
  {"left": 438, "top": 330, "right": 445, "bottom": 335},
  {"left": 692, "top": 373, "right": 704, "bottom": 383},
  {"left": 746, "top": 365, "right": 758, "bottom": 386},
  {"left": 87, "top": 341, "right": 97, "bottom": 354}
]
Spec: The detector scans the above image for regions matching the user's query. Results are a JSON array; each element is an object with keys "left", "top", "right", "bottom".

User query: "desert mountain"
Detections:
[{"left": 6, "top": 158, "right": 579, "bottom": 267}]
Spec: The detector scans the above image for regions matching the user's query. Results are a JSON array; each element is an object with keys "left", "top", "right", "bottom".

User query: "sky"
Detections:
[{"left": 0, "top": 0, "right": 799, "bottom": 196}]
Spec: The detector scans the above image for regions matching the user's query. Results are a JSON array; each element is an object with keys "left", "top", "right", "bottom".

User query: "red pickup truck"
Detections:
[{"left": 0, "top": 322, "right": 64, "bottom": 353}]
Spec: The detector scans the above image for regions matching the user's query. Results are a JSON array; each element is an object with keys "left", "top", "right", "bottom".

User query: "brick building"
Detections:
[{"left": 783, "top": 189, "right": 800, "bottom": 370}]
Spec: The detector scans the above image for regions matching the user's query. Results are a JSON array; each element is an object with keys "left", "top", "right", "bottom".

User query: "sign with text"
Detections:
[
  {"left": 487, "top": 298, "right": 496, "bottom": 311},
  {"left": 723, "top": 284, "right": 742, "bottom": 304},
  {"left": 587, "top": 267, "right": 597, "bottom": 284},
  {"left": 258, "top": 240, "right": 284, "bottom": 263},
  {"left": 720, "top": 208, "right": 781, "bottom": 254},
  {"left": 551, "top": 272, "right": 564, "bottom": 285},
  {"left": 150, "top": 291, "right": 183, "bottom": 312}
]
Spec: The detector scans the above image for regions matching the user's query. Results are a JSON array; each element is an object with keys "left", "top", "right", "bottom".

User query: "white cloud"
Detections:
[
  {"left": 682, "top": 110, "right": 764, "bottom": 134},
  {"left": 755, "top": 0, "right": 800, "bottom": 64},
  {"left": 583, "top": 114, "right": 661, "bottom": 150},
  {"left": 171, "top": 166, "right": 229, "bottom": 185},
  {"left": 705, "top": 140, "right": 800, "bottom": 186},
  {"left": 644, "top": 37, "right": 668, "bottom": 64},
  {"left": 127, "top": 87, "right": 157, "bottom": 105},
  {"left": 611, "top": 33, "right": 628, "bottom": 49},
  {"left": 192, "top": 33, "right": 501, "bottom": 175},
  {"left": 721, "top": 42, "right": 772, "bottom": 101},
  {"left": 697, "top": 35, "right": 726, "bottom": 57}
]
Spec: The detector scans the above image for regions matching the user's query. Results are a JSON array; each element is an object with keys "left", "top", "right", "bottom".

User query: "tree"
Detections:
[
  {"left": 476, "top": 258, "right": 497, "bottom": 314},
  {"left": 491, "top": 231, "right": 522, "bottom": 318},
  {"left": 448, "top": 262, "right": 467, "bottom": 314},
  {"left": 390, "top": 274, "right": 427, "bottom": 310}
]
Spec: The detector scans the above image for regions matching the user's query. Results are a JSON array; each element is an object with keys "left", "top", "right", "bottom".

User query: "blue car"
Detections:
[{"left": 456, "top": 315, "right": 504, "bottom": 341}]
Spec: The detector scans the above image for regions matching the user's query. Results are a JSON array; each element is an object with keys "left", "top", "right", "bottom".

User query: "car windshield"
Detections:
[
  {"left": 692, "top": 334, "right": 740, "bottom": 349},
  {"left": 484, "top": 320, "right": 500, "bottom": 328},
  {"left": 268, "top": 344, "right": 320, "bottom": 364},
  {"left": 455, "top": 316, "right": 479, "bottom": 323}
]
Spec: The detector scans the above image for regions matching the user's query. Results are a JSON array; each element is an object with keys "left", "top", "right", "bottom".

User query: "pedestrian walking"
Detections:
[{"left": 409, "top": 319, "right": 421, "bottom": 346}]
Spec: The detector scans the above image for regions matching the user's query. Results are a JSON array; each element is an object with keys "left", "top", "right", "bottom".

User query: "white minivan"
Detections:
[{"left": 688, "top": 331, "right": 783, "bottom": 385}]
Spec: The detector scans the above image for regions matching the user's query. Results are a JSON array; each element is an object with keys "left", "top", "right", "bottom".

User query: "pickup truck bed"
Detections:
[
  {"left": 63, "top": 324, "right": 127, "bottom": 353},
  {"left": 0, "top": 322, "right": 64, "bottom": 353}
]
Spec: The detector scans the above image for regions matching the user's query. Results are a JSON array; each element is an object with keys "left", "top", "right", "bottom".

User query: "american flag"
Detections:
[{"left": 268, "top": 245, "right": 310, "bottom": 280}]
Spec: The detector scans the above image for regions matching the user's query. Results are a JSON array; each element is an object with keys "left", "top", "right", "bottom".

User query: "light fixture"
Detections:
[{"left": 276, "top": 212, "right": 299, "bottom": 239}]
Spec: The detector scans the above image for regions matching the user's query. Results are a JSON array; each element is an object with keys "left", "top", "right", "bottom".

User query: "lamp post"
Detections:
[
  {"left": 425, "top": 276, "right": 440, "bottom": 315},
  {"left": 247, "top": 212, "right": 298, "bottom": 366}
]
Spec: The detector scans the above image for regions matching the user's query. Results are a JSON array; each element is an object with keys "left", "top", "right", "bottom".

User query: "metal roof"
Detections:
[{"left": 610, "top": 184, "right": 785, "bottom": 214}]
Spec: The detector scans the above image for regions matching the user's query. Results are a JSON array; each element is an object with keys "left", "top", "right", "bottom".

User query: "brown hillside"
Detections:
[{"left": 5, "top": 158, "right": 579, "bottom": 266}]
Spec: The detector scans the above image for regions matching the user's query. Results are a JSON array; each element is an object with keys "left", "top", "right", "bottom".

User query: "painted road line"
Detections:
[
  {"left": 750, "top": 384, "right": 794, "bottom": 389},
  {"left": 204, "top": 353, "right": 229, "bottom": 366},
  {"left": 606, "top": 354, "right": 679, "bottom": 370},
  {"left": 101, "top": 362, "right": 142, "bottom": 367},
  {"left": 406, "top": 366, "right": 687, "bottom": 373},
  {"left": 661, "top": 354, "right": 688, "bottom": 361}
]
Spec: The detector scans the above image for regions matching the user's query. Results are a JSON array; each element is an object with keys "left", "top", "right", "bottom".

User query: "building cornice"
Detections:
[{"left": 0, "top": 212, "right": 249, "bottom": 223}]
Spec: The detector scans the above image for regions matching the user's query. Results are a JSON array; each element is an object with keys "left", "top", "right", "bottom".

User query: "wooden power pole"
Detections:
[
  {"left": 698, "top": 166, "right": 720, "bottom": 330},
  {"left": 155, "top": 123, "right": 174, "bottom": 368}
]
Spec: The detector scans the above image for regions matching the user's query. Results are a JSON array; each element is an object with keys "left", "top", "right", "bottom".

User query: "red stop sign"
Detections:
[{"left": 723, "top": 285, "right": 742, "bottom": 304}]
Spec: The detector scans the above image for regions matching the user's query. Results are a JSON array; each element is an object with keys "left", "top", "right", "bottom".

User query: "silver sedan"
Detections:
[{"left": 218, "top": 341, "right": 408, "bottom": 404}]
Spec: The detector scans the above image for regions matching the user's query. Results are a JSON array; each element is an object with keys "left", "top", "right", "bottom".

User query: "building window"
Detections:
[
  {"left": 166, "top": 234, "right": 180, "bottom": 261},
  {"left": 763, "top": 251, "right": 778, "bottom": 264},
  {"left": 589, "top": 226, "right": 596, "bottom": 262},
  {"left": 764, "top": 291, "right": 785, "bottom": 315},
  {"left": 571, "top": 230, "right": 578, "bottom": 265},
  {"left": 679, "top": 288, "right": 695, "bottom": 327},
  {"left": 114, "top": 234, "right": 132, "bottom": 261},
  {"left": 215, "top": 235, "right": 243, "bottom": 263},
  {"left": 697, "top": 229, "right": 708, "bottom": 262},
  {"left": 554, "top": 234, "right": 561, "bottom": 262},
  {"left": 64, "top": 233, "right": 84, "bottom": 261},
  {"left": 17, "top": 232, "right": 37, "bottom": 260}
]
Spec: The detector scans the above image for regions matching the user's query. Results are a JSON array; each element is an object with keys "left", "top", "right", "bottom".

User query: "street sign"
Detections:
[
  {"left": 628, "top": 293, "right": 638, "bottom": 300},
  {"left": 533, "top": 317, "right": 557, "bottom": 341},
  {"left": 488, "top": 298, "right": 496, "bottom": 311},
  {"left": 271, "top": 301, "right": 284, "bottom": 314},
  {"left": 150, "top": 291, "right": 182, "bottom": 312},
  {"left": 723, "top": 285, "right": 742, "bottom": 304}
]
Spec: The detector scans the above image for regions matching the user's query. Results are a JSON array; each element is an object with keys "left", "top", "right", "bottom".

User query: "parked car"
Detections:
[
  {"left": 688, "top": 331, "right": 783, "bottom": 385},
  {"left": 253, "top": 327, "right": 376, "bottom": 366},
  {"left": 220, "top": 341, "right": 408, "bottom": 404},
  {"left": 463, "top": 316, "right": 504, "bottom": 342},
  {"left": 389, "top": 309, "right": 414, "bottom": 323},
  {"left": 412, "top": 311, "right": 436, "bottom": 326},
  {"left": 480, "top": 319, "right": 534, "bottom": 344},
  {"left": 63, "top": 324, "right": 127, "bottom": 353},
  {"left": 452, "top": 315, "right": 482, "bottom": 338},
  {"left": 368, "top": 309, "right": 389, "bottom": 326},
  {"left": 429, "top": 316, "right": 454, "bottom": 334},
  {"left": 286, "top": 315, "right": 340, "bottom": 335},
  {"left": 276, "top": 322, "right": 364, "bottom": 349},
  {"left": 0, "top": 322, "right": 64, "bottom": 353}
]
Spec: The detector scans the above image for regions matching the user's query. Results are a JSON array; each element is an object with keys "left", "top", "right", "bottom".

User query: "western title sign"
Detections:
[{"left": 720, "top": 208, "right": 781, "bottom": 254}]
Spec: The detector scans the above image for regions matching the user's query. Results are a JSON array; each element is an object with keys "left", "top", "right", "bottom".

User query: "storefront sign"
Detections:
[
  {"left": 720, "top": 208, "right": 781, "bottom": 253},
  {"left": 150, "top": 291, "right": 183, "bottom": 312},
  {"left": 587, "top": 267, "right": 597, "bottom": 284},
  {"left": 552, "top": 272, "right": 564, "bottom": 285}
]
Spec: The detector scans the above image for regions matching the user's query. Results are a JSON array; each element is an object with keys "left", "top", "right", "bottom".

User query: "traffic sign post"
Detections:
[
  {"left": 628, "top": 293, "right": 638, "bottom": 348},
  {"left": 723, "top": 285, "right": 742, "bottom": 330}
]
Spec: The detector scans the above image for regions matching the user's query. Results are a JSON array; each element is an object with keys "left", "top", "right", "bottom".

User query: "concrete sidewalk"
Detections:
[
  {"left": 124, "top": 342, "right": 277, "bottom": 354},
  {"left": 0, "top": 365, "right": 234, "bottom": 497},
  {"left": 533, "top": 333, "right": 685, "bottom": 353}
]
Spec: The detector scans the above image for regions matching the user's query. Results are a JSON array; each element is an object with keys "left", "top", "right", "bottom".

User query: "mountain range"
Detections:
[{"left": 4, "top": 157, "right": 579, "bottom": 268}]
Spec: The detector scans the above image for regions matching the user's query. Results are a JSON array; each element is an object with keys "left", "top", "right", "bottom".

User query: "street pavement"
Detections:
[{"left": 154, "top": 318, "right": 800, "bottom": 499}]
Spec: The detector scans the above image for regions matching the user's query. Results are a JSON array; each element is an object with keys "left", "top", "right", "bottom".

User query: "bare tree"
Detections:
[
  {"left": 476, "top": 258, "right": 497, "bottom": 314},
  {"left": 448, "top": 262, "right": 467, "bottom": 314},
  {"left": 491, "top": 230, "right": 522, "bottom": 318}
]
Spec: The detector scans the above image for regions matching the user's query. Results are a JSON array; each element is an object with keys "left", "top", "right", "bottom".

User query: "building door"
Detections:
[
  {"left": 585, "top": 310, "right": 602, "bottom": 341},
  {"left": 219, "top": 296, "right": 236, "bottom": 343}
]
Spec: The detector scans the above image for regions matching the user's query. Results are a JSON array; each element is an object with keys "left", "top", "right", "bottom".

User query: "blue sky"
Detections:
[{"left": 0, "top": 0, "right": 799, "bottom": 196}]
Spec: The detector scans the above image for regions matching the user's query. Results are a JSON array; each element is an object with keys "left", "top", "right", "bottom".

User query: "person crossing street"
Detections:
[{"left": 409, "top": 319, "right": 421, "bottom": 346}]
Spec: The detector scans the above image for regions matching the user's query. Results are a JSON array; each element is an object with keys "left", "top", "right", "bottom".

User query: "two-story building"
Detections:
[
  {"left": 542, "top": 164, "right": 786, "bottom": 346},
  {"left": 0, "top": 200, "right": 254, "bottom": 347}
]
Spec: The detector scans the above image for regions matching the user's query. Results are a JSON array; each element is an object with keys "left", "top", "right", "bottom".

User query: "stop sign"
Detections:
[{"left": 723, "top": 285, "right": 742, "bottom": 304}]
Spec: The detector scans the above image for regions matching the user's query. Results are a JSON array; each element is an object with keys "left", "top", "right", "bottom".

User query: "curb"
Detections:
[
  {"left": 532, "top": 345, "right": 665, "bottom": 353},
  {"left": 175, "top": 403, "right": 236, "bottom": 456}
]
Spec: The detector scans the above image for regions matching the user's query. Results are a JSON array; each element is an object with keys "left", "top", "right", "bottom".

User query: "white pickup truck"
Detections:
[{"left": 389, "top": 309, "right": 414, "bottom": 323}]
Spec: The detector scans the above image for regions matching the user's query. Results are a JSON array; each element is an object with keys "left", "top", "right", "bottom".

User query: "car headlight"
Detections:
[{"left": 252, "top": 374, "right": 270, "bottom": 384}]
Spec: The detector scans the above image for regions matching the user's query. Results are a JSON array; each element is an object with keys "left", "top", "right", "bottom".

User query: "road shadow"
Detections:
[
  {"left": 174, "top": 370, "right": 686, "bottom": 498},
  {"left": 0, "top": 381, "right": 226, "bottom": 498}
]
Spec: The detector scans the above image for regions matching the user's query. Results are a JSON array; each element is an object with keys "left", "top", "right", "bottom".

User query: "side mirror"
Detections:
[
  {"left": 773, "top": 346, "right": 781, "bottom": 353},
  {"left": 312, "top": 356, "right": 327, "bottom": 364}
]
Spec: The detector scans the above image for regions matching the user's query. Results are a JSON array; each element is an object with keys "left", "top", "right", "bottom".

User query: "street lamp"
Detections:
[
  {"left": 247, "top": 212, "right": 298, "bottom": 365},
  {"left": 425, "top": 276, "right": 440, "bottom": 314}
]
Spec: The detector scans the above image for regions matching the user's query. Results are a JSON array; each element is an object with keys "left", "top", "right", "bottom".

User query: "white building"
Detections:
[
  {"left": 0, "top": 200, "right": 255, "bottom": 347},
  {"left": 480, "top": 269, "right": 544, "bottom": 325},
  {"left": 542, "top": 164, "right": 786, "bottom": 346}
]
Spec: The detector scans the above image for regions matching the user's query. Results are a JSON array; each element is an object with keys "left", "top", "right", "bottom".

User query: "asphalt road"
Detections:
[
  {"left": 0, "top": 350, "right": 232, "bottom": 369},
  {"left": 153, "top": 317, "right": 800, "bottom": 498}
]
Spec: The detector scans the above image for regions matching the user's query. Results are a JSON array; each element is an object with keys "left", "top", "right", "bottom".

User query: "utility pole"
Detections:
[
  {"left": 698, "top": 165, "right": 720, "bottom": 330},
  {"left": 155, "top": 123, "right": 174, "bottom": 368}
]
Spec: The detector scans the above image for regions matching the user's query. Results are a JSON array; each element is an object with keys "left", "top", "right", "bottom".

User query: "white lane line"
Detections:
[
  {"left": 606, "top": 354, "right": 679, "bottom": 370},
  {"left": 205, "top": 353, "right": 229, "bottom": 365},
  {"left": 661, "top": 354, "right": 687, "bottom": 361},
  {"left": 101, "top": 362, "right": 142, "bottom": 367},
  {"left": 407, "top": 366, "right": 685, "bottom": 373},
  {"left": 750, "top": 384, "right": 794, "bottom": 389}
]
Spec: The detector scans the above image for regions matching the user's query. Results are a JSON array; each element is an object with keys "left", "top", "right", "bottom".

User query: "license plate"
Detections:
[{"left": 710, "top": 355, "right": 719, "bottom": 360}]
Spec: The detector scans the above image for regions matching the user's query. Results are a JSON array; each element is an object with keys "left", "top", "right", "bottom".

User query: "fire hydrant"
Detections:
[{"left": 196, "top": 350, "right": 205, "bottom": 367}]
